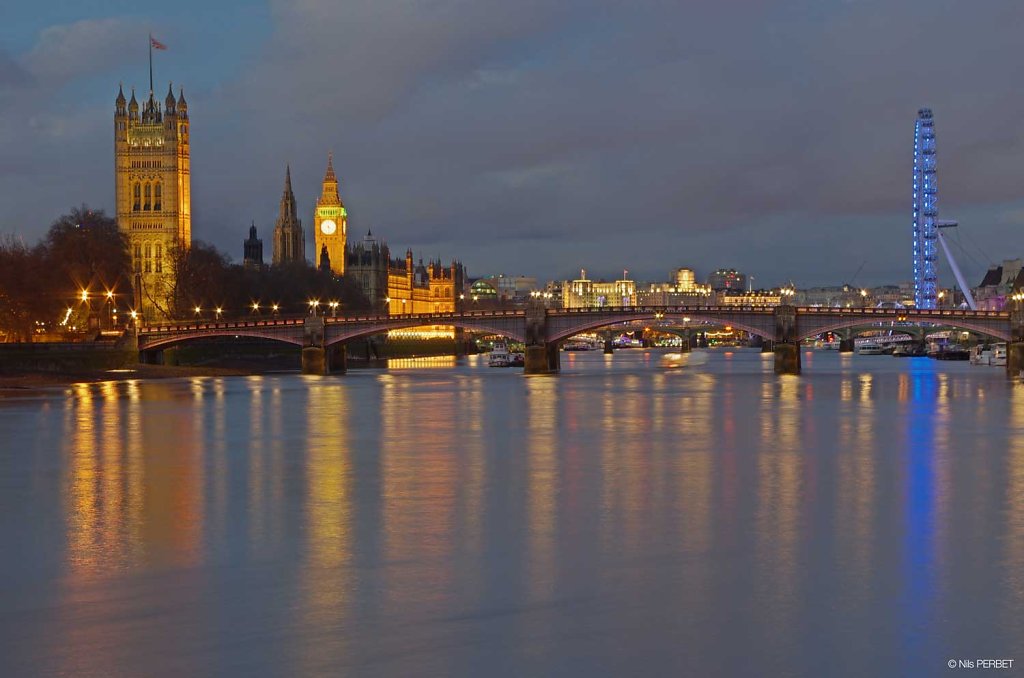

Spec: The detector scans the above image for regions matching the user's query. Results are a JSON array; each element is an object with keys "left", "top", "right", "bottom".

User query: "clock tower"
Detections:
[{"left": 314, "top": 153, "right": 347, "bottom": 276}]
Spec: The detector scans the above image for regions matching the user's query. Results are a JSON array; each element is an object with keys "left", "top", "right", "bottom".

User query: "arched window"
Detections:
[
  {"left": 154, "top": 182, "right": 162, "bottom": 211},
  {"left": 155, "top": 243, "right": 162, "bottom": 273},
  {"left": 143, "top": 183, "right": 151, "bottom": 211},
  {"left": 133, "top": 183, "right": 141, "bottom": 211}
]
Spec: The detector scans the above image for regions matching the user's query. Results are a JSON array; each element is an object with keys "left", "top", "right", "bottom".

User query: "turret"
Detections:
[
  {"left": 165, "top": 82, "right": 176, "bottom": 114},
  {"left": 177, "top": 88, "right": 188, "bottom": 119},
  {"left": 115, "top": 84, "right": 127, "bottom": 117},
  {"left": 128, "top": 88, "right": 139, "bottom": 120}
]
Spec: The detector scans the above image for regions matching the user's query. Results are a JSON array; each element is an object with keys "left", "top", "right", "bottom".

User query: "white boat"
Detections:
[
  {"left": 970, "top": 343, "right": 1007, "bottom": 366},
  {"left": 857, "top": 340, "right": 885, "bottom": 355},
  {"left": 488, "top": 342, "right": 511, "bottom": 367},
  {"left": 821, "top": 339, "right": 840, "bottom": 350}
]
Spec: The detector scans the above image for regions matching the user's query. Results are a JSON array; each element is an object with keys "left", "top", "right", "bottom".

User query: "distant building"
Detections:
[
  {"left": 474, "top": 274, "right": 537, "bottom": 302},
  {"left": 562, "top": 270, "right": 636, "bottom": 309},
  {"left": 707, "top": 268, "right": 747, "bottom": 291},
  {"left": 974, "top": 259, "right": 1024, "bottom": 310},
  {"left": 273, "top": 166, "right": 305, "bottom": 265},
  {"left": 243, "top": 222, "right": 263, "bottom": 268},
  {"left": 673, "top": 268, "right": 696, "bottom": 291},
  {"left": 717, "top": 291, "right": 782, "bottom": 307},
  {"left": 636, "top": 282, "right": 712, "bottom": 306}
]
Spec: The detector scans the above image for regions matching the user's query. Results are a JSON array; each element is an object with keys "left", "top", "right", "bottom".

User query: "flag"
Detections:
[{"left": 150, "top": 36, "right": 167, "bottom": 50}]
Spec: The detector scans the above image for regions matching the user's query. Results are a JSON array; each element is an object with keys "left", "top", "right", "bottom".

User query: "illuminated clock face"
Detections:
[{"left": 320, "top": 219, "right": 337, "bottom": 235}]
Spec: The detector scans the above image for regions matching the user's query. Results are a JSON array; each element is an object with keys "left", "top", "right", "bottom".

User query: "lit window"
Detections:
[
  {"left": 144, "top": 183, "right": 151, "bottom": 211},
  {"left": 154, "top": 183, "right": 162, "bottom": 211},
  {"left": 133, "top": 183, "right": 141, "bottom": 211}
]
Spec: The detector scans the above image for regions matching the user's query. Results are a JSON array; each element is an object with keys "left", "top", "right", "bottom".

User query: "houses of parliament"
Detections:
[
  {"left": 114, "top": 73, "right": 463, "bottom": 320},
  {"left": 257, "top": 155, "right": 465, "bottom": 316}
]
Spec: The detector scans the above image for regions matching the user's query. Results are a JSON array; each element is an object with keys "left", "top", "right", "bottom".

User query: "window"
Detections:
[
  {"left": 143, "top": 183, "right": 151, "bottom": 211},
  {"left": 133, "top": 183, "right": 141, "bottom": 211},
  {"left": 155, "top": 244, "right": 162, "bottom": 273},
  {"left": 154, "top": 183, "right": 162, "bottom": 211},
  {"left": 145, "top": 259, "right": 151, "bottom": 273}
]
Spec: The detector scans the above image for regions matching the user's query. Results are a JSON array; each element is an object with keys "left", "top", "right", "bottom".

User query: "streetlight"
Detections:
[
  {"left": 252, "top": 301, "right": 260, "bottom": 313},
  {"left": 194, "top": 305, "right": 202, "bottom": 318},
  {"left": 215, "top": 307, "right": 223, "bottom": 320},
  {"left": 329, "top": 301, "right": 339, "bottom": 317},
  {"left": 271, "top": 304, "right": 279, "bottom": 315},
  {"left": 308, "top": 299, "right": 320, "bottom": 316}
]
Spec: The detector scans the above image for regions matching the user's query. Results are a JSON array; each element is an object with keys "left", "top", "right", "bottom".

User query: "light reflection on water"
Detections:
[{"left": 1, "top": 349, "right": 1023, "bottom": 676}]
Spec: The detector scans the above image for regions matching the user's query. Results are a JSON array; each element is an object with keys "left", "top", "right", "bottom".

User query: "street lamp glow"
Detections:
[
  {"left": 106, "top": 290, "right": 114, "bottom": 300},
  {"left": 252, "top": 302, "right": 260, "bottom": 311},
  {"left": 80, "top": 290, "right": 89, "bottom": 302},
  {"left": 215, "top": 307, "right": 223, "bottom": 318},
  {"left": 271, "top": 304, "right": 279, "bottom": 313},
  {"left": 194, "top": 306, "right": 202, "bottom": 315}
]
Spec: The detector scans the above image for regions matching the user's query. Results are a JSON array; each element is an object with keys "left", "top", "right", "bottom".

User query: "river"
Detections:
[{"left": 1, "top": 349, "right": 1022, "bottom": 676}]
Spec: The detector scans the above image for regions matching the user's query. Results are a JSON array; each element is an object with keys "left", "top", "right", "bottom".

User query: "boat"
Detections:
[
  {"left": 970, "top": 343, "right": 1007, "bottom": 366},
  {"left": 508, "top": 352, "right": 525, "bottom": 367},
  {"left": 892, "top": 343, "right": 928, "bottom": 357},
  {"left": 563, "top": 341, "right": 594, "bottom": 351},
  {"left": 488, "top": 342, "right": 511, "bottom": 367},
  {"left": 934, "top": 345, "right": 970, "bottom": 361},
  {"left": 659, "top": 351, "right": 709, "bottom": 368},
  {"left": 857, "top": 340, "right": 885, "bottom": 355},
  {"left": 821, "top": 339, "right": 840, "bottom": 350}
]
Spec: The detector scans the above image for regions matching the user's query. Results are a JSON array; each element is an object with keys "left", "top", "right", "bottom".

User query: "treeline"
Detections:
[{"left": 0, "top": 206, "right": 369, "bottom": 341}]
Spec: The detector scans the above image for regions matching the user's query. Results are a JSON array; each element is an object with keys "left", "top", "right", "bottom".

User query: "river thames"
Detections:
[{"left": 1, "top": 349, "right": 1022, "bottom": 676}]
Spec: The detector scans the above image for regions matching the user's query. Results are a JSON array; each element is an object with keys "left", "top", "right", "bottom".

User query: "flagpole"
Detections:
[{"left": 148, "top": 33, "right": 153, "bottom": 96}]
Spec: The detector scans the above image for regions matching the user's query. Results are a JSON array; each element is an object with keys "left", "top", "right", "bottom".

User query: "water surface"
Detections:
[{"left": 1, "top": 349, "right": 1022, "bottom": 676}]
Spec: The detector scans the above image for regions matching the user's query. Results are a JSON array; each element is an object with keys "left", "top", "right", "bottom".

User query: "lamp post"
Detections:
[
  {"left": 308, "top": 300, "right": 320, "bottom": 317},
  {"left": 329, "top": 301, "right": 339, "bottom": 318}
]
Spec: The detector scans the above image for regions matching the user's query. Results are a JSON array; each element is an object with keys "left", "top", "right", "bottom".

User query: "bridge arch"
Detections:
[
  {"left": 139, "top": 329, "right": 305, "bottom": 351},
  {"left": 799, "top": 316, "right": 1010, "bottom": 342},
  {"left": 547, "top": 312, "right": 774, "bottom": 343},
  {"left": 326, "top": 318, "right": 527, "bottom": 345}
]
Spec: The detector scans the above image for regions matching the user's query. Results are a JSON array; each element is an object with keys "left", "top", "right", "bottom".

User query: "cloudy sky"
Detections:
[{"left": 2, "top": 0, "right": 1024, "bottom": 287}]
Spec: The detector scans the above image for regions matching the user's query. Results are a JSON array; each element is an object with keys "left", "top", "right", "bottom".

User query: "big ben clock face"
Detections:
[{"left": 320, "top": 219, "right": 337, "bottom": 235}]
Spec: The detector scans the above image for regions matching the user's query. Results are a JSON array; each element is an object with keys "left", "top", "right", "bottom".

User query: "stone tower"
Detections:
[
  {"left": 313, "top": 154, "right": 347, "bottom": 276},
  {"left": 114, "top": 81, "right": 191, "bottom": 320},
  {"left": 273, "top": 165, "right": 304, "bottom": 265},
  {"left": 243, "top": 221, "right": 263, "bottom": 268}
]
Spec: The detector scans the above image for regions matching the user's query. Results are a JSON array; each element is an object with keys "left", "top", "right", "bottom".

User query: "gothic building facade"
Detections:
[
  {"left": 273, "top": 166, "right": 304, "bottom": 265},
  {"left": 346, "top": 230, "right": 465, "bottom": 315},
  {"left": 114, "top": 82, "right": 191, "bottom": 320}
]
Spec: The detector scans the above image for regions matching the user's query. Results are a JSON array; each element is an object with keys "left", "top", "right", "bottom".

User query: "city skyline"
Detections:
[{"left": 3, "top": 2, "right": 1024, "bottom": 287}]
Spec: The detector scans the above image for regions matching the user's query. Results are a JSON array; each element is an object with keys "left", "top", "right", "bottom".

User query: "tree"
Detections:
[
  {"left": 0, "top": 236, "right": 49, "bottom": 342},
  {"left": 43, "top": 206, "right": 132, "bottom": 300}
]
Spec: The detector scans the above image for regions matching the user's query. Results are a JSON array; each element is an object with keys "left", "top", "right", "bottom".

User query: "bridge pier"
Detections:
[
  {"left": 839, "top": 338, "right": 855, "bottom": 353},
  {"left": 773, "top": 343, "right": 801, "bottom": 374},
  {"left": 1007, "top": 343, "right": 1024, "bottom": 379},
  {"left": 603, "top": 339, "right": 614, "bottom": 354},
  {"left": 525, "top": 343, "right": 560, "bottom": 374},
  {"left": 760, "top": 339, "right": 774, "bottom": 353},
  {"left": 773, "top": 305, "right": 801, "bottom": 375}
]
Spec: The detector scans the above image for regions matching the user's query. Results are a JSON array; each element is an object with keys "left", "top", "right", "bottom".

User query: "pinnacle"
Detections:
[{"left": 324, "top": 153, "right": 337, "bottom": 183}]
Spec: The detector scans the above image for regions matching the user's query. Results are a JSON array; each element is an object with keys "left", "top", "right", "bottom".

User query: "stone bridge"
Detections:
[{"left": 137, "top": 305, "right": 1024, "bottom": 375}]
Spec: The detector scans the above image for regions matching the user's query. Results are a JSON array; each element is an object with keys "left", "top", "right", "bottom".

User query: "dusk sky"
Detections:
[{"left": 2, "top": 0, "right": 1024, "bottom": 287}]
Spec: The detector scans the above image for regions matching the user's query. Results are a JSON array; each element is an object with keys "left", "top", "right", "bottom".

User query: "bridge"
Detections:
[{"left": 136, "top": 304, "right": 1024, "bottom": 375}]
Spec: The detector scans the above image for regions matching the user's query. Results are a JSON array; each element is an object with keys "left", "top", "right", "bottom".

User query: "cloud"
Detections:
[
  {"left": 22, "top": 17, "right": 144, "bottom": 86},
  {"left": 4, "top": 1, "right": 1024, "bottom": 286}
]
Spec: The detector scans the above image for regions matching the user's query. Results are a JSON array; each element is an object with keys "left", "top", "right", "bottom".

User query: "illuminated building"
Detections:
[
  {"left": 114, "top": 80, "right": 191, "bottom": 320},
  {"left": 562, "top": 270, "right": 636, "bottom": 309},
  {"left": 707, "top": 268, "right": 747, "bottom": 291},
  {"left": 313, "top": 154, "right": 348, "bottom": 275},
  {"left": 673, "top": 267, "right": 696, "bottom": 291},
  {"left": 974, "top": 259, "right": 1024, "bottom": 310},
  {"left": 637, "top": 282, "right": 711, "bottom": 306},
  {"left": 345, "top": 230, "right": 465, "bottom": 315},
  {"left": 273, "top": 166, "right": 304, "bottom": 265},
  {"left": 243, "top": 222, "right": 263, "bottom": 268}
]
